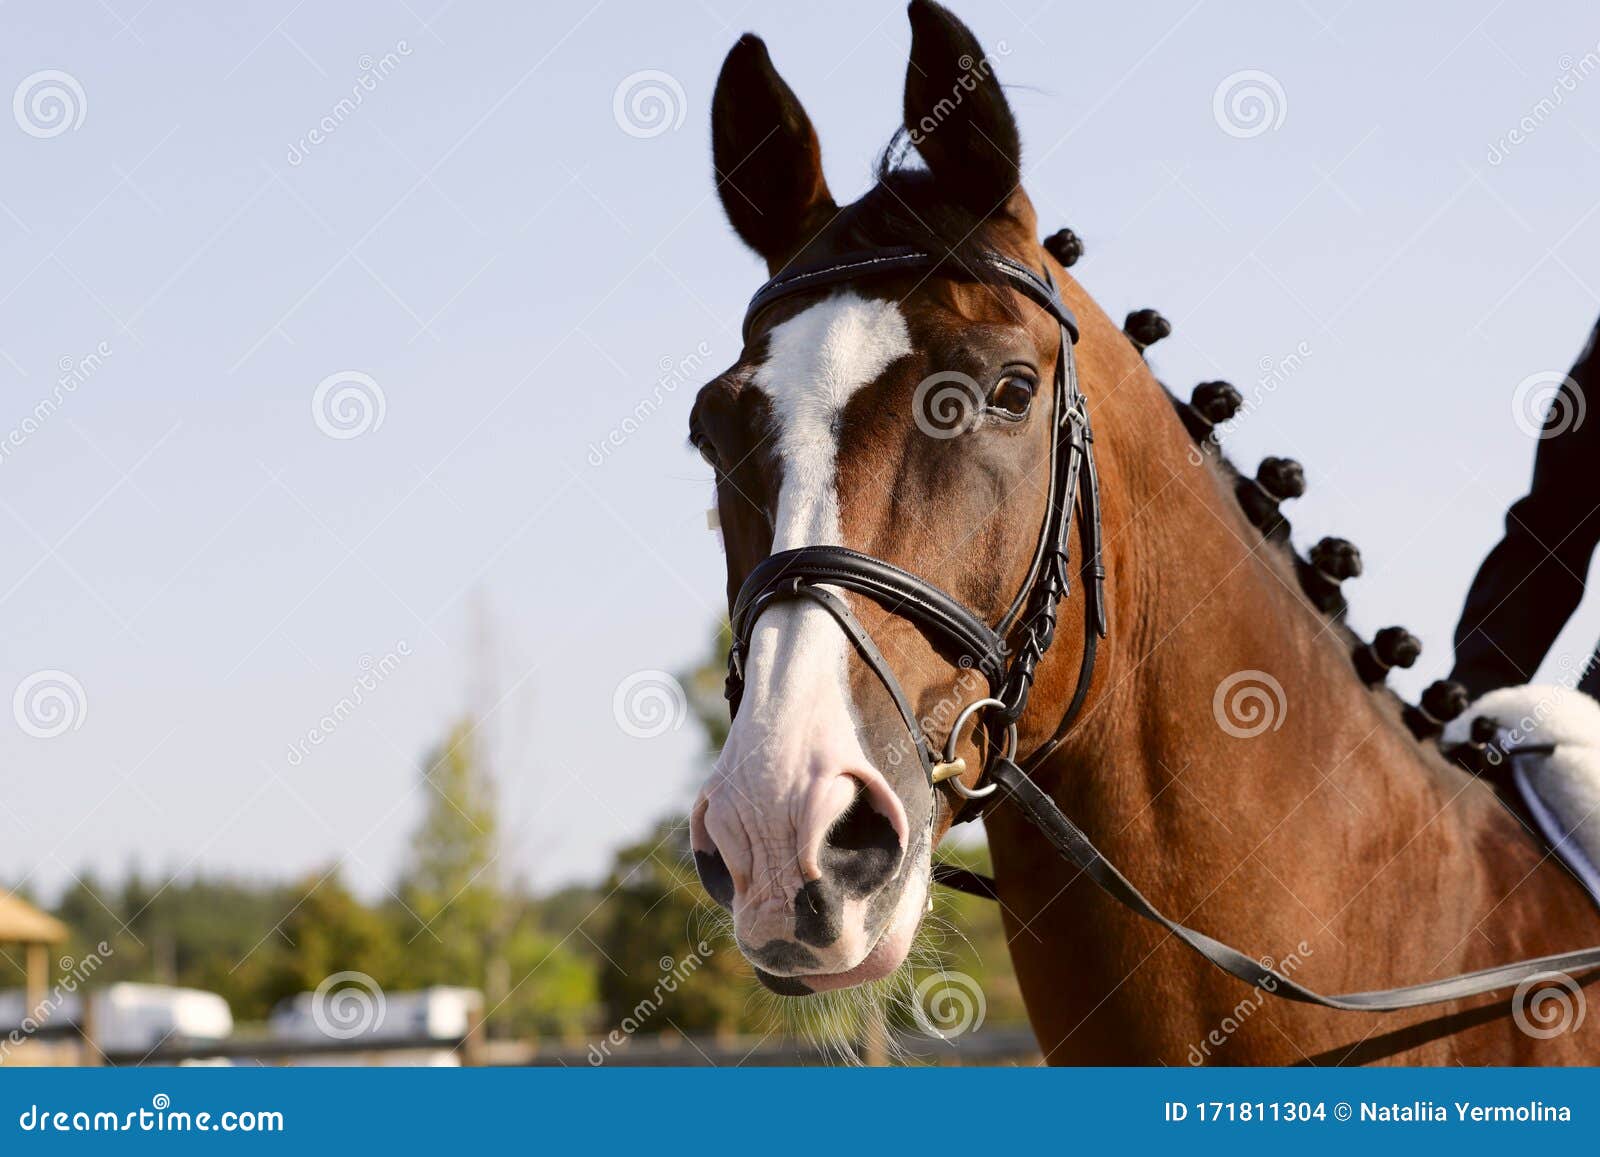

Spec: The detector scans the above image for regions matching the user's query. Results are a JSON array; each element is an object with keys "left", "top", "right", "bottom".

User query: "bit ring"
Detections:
[{"left": 931, "top": 697, "right": 1013, "bottom": 799}]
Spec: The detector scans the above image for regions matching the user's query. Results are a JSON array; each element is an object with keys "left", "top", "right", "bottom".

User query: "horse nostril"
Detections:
[
  {"left": 820, "top": 780, "right": 902, "bottom": 898},
  {"left": 695, "top": 847, "right": 735, "bottom": 908}
]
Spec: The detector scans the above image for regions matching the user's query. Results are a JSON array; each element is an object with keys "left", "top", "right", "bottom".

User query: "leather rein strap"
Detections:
[
  {"left": 985, "top": 755, "right": 1600, "bottom": 1011},
  {"left": 723, "top": 244, "right": 1600, "bottom": 1017}
]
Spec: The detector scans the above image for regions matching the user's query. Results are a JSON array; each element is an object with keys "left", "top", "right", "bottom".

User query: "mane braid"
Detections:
[{"left": 1167, "top": 384, "right": 1411, "bottom": 721}]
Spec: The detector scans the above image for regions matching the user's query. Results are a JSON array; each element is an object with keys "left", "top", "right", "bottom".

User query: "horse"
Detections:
[{"left": 685, "top": 0, "right": 1600, "bottom": 1064}]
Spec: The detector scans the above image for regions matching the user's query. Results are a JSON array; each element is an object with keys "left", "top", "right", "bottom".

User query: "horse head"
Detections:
[{"left": 687, "top": 0, "right": 1091, "bottom": 995}]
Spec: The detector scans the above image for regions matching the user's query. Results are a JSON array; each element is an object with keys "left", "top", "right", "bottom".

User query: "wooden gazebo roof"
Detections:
[{"left": 0, "top": 891, "right": 67, "bottom": 944}]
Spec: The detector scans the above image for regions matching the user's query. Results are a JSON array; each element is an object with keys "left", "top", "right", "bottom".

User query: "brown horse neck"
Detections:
[
  {"left": 989, "top": 269, "right": 1600, "bottom": 1063},
  {"left": 1037, "top": 270, "right": 1487, "bottom": 826}
]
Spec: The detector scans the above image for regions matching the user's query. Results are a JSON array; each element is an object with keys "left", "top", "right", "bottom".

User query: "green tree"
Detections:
[
  {"left": 394, "top": 717, "right": 503, "bottom": 1000},
  {"left": 253, "top": 868, "right": 402, "bottom": 1019},
  {"left": 494, "top": 897, "right": 600, "bottom": 1039}
]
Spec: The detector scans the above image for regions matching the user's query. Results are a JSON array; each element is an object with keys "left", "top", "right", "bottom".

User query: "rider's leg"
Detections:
[{"left": 1451, "top": 318, "right": 1600, "bottom": 698}]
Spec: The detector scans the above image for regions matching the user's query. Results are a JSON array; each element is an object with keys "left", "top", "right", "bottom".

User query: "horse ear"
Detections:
[
  {"left": 903, "top": 0, "right": 1021, "bottom": 214},
  {"left": 711, "top": 35, "right": 835, "bottom": 264}
]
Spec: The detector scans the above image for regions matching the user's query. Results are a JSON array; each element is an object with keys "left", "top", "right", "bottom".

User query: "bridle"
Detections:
[
  {"left": 726, "top": 245, "right": 1106, "bottom": 819},
  {"left": 719, "top": 243, "right": 1600, "bottom": 1018}
]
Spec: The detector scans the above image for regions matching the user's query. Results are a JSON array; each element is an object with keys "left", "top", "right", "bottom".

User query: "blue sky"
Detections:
[{"left": 4, "top": 0, "right": 1600, "bottom": 900}]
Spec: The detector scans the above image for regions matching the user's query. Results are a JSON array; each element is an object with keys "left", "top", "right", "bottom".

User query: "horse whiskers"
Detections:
[{"left": 735, "top": 880, "right": 985, "bottom": 1066}]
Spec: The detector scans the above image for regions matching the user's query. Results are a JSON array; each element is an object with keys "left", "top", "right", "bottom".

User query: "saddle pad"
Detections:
[
  {"left": 1515, "top": 755, "right": 1600, "bottom": 904},
  {"left": 1444, "top": 684, "right": 1600, "bottom": 907}
]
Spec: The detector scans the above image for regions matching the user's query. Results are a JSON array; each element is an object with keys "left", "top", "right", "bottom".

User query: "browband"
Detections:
[{"left": 742, "top": 245, "right": 1080, "bottom": 345}]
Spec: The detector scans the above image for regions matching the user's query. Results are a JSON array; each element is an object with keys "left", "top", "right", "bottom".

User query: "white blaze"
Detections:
[
  {"left": 758, "top": 291, "right": 913, "bottom": 552},
  {"left": 710, "top": 292, "right": 912, "bottom": 894}
]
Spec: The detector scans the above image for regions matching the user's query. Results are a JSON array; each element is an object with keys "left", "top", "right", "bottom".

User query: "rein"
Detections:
[{"left": 722, "top": 244, "right": 1600, "bottom": 1017}]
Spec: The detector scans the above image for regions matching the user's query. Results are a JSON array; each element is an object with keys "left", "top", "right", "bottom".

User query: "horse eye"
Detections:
[
  {"left": 692, "top": 435, "right": 720, "bottom": 470},
  {"left": 989, "top": 375, "right": 1035, "bottom": 418}
]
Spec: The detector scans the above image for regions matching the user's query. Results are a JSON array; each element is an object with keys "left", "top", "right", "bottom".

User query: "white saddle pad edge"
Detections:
[{"left": 1443, "top": 684, "right": 1600, "bottom": 905}]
